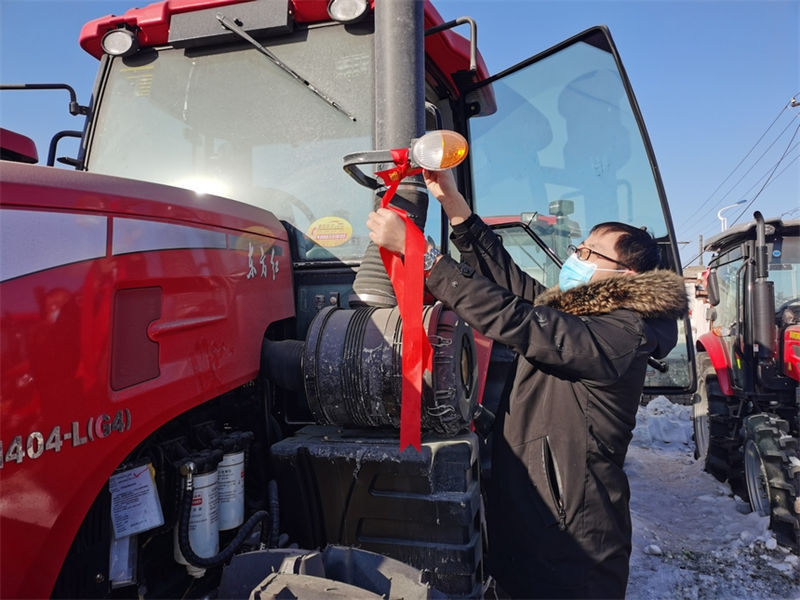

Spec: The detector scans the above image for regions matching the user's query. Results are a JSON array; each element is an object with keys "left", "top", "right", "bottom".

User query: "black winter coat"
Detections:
[{"left": 424, "top": 215, "right": 688, "bottom": 599}]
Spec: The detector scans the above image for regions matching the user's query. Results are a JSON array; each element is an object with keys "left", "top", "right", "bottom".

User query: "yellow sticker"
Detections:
[{"left": 307, "top": 216, "right": 353, "bottom": 248}]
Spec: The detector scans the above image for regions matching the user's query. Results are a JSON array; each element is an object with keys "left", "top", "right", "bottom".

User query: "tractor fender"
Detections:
[
  {"left": 696, "top": 332, "right": 735, "bottom": 396},
  {"left": 783, "top": 324, "right": 800, "bottom": 383}
]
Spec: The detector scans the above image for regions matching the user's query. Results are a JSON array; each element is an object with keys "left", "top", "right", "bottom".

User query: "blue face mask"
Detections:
[{"left": 559, "top": 253, "right": 597, "bottom": 291}]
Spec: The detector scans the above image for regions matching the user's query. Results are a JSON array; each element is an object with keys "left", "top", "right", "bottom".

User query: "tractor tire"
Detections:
[
  {"left": 693, "top": 354, "right": 747, "bottom": 499},
  {"left": 744, "top": 414, "right": 800, "bottom": 551},
  {"left": 692, "top": 355, "right": 713, "bottom": 461}
]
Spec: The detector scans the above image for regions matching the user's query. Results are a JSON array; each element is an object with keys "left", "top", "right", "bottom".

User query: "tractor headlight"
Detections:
[
  {"left": 101, "top": 28, "right": 139, "bottom": 57},
  {"left": 327, "top": 0, "right": 369, "bottom": 24}
]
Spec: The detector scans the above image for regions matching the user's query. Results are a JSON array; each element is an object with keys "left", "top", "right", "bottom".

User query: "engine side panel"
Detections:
[{"left": 0, "top": 163, "right": 294, "bottom": 598}]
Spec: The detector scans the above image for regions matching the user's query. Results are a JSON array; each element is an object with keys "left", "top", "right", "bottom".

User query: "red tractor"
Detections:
[
  {"left": 692, "top": 212, "right": 800, "bottom": 549},
  {"left": 1, "top": 1, "right": 692, "bottom": 597}
]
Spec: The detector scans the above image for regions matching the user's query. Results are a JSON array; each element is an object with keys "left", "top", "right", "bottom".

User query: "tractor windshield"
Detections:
[
  {"left": 772, "top": 234, "right": 800, "bottom": 311},
  {"left": 86, "top": 22, "right": 374, "bottom": 262}
]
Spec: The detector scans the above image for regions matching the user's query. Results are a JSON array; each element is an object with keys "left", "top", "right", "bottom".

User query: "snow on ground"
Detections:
[{"left": 625, "top": 396, "right": 800, "bottom": 600}]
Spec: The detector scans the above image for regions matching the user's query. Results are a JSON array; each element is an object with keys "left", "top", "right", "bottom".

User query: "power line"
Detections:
[
  {"left": 735, "top": 140, "right": 800, "bottom": 201},
  {"left": 678, "top": 97, "right": 796, "bottom": 230},
  {"left": 771, "top": 147, "right": 800, "bottom": 183},
  {"left": 728, "top": 120, "right": 800, "bottom": 228},
  {"left": 706, "top": 114, "right": 798, "bottom": 213},
  {"left": 781, "top": 205, "right": 800, "bottom": 219},
  {"left": 680, "top": 110, "right": 798, "bottom": 237},
  {"left": 681, "top": 138, "right": 800, "bottom": 268},
  {"left": 679, "top": 93, "right": 800, "bottom": 267},
  {"left": 709, "top": 138, "right": 800, "bottom": 216}
]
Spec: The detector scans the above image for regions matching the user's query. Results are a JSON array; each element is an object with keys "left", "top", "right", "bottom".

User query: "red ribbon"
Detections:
[{"left": 375, "top": 149, "right": 433, "bottom": 451}]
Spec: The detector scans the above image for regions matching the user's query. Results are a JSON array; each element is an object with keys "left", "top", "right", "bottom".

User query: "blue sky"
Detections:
[{"left": 1, "top": 0, "right": 798, "bottom": 266}]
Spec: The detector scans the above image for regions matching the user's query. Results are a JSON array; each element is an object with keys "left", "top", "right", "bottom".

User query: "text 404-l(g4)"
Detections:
[{"left": 0, "top": 409, "right": 132, "bottom": 469}]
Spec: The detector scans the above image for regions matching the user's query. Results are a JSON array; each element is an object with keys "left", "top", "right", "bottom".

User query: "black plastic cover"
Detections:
[{"left": 169, "top": 0, "right": 292, "bottom": 48}]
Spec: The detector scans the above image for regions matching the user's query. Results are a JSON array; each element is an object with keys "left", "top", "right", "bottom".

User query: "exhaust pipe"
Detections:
[
  {"left": 752, "top": 211, "right": 775, "bottom": 357},
  {"left": 351, "top": 0, "right": 427, "bottom": 307}
]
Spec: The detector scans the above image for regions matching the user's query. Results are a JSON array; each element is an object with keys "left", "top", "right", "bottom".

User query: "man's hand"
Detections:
[
  {"left": 367, "top": 208, "right": 406, "bottom": 254},
  {"left": 422, "top": 168, "right": 460, "bottom": 202},
  {"left": 422, "top": 168, "right": 472, "bottom": 226}
]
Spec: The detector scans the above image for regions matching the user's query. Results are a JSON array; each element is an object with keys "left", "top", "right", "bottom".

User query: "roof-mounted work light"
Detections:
[
  {"left": 101, "top": 28, "right": 139, "bottom": 57},
  {"left": 327, "top": 0, "right": 370, "bottom": 24}
]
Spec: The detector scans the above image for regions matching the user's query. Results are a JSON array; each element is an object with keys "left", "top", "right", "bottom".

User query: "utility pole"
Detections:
[{"left": 698, "top": 234, "right": 704, "bottom": 266}]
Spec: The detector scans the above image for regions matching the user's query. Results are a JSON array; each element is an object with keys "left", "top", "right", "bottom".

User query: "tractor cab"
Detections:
[{"left": 76, "top": 5, "right": 694, "bottom": 394}]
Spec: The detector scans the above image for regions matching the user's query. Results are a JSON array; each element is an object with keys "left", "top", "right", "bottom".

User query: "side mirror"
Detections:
[{"left": 706, "top": 270, "right": 720, "bottom": 307}]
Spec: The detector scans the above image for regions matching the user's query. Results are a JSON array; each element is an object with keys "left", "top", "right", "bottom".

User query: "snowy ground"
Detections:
[{"left": 626, "top": 397, "right": 799, "bottom": 600}]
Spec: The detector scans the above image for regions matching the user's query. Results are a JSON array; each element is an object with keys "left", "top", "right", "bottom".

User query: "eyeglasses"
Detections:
[{"left": 567, "top": 244, "right": 630, "bottom": 270}]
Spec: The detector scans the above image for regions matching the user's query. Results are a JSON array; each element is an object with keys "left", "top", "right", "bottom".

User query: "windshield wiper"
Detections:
[{"left": 216, "top": 13, "right": 356, "bottom": 122}]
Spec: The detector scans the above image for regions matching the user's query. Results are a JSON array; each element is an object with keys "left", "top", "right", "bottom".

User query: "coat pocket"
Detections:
[
  {"left": 520, "top": 435, "right": 567, "bottom": 530},
  {"left": 588, "top": 424, "right": 625, "bottom": 468}
]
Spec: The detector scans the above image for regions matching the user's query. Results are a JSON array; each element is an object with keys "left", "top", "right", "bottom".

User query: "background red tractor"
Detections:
[{"left": 692, "top": 212, "right": 800, "bottom": 549}]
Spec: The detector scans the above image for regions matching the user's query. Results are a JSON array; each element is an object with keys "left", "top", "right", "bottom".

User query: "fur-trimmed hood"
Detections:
[{"left": 535, "top": 269, "right": 689, "bottom": 320}]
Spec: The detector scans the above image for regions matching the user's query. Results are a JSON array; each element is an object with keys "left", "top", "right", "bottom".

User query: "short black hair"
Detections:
[{"left": 590, "top": 222, "right": 660, "bottom": 273}]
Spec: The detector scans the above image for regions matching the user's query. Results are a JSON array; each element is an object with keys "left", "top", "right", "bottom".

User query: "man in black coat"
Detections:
[{"left": 367, "top": 169, "right": 689, "bottom": 599}]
